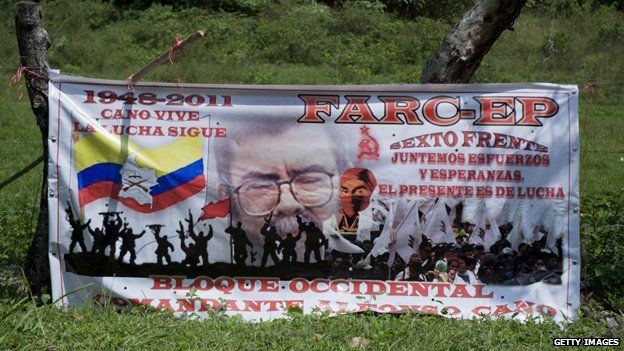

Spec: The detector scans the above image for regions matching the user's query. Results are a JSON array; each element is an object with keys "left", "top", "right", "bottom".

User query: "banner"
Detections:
[{"left": 48, "top": 72, "right": 580, "bottom": 322}]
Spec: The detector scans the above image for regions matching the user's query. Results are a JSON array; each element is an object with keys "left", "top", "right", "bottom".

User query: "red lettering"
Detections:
[
  {"left": 155, "top": 299, "right": 174, "bottom": 312},
  {"left": 449, "top": 284, "right": 471, "bottom": 298},
  {"left": 310, "top": 279, "right": 330, "bottom": 293},
  {"left": 378, "top": 96, "right": 422, "bottom": 124},
  {"left": 335, "top": 96, "right": 377, "bottom": 123},
  {"left": 289, "top": 278, "right": 309, "bottom": 293},
  {"left": 474, "top": 97, "right": 516, "bottom": 125},
  {"left": 200, "top": 298, "right": 220, "bottom": 311},
  {"left": 259, "top": 278, "right": 280, "bottom": 293},
  {"left": 472, "top": 305, "right": 491, "bottom": 316},
  {"left": 151, "top": 275, "right": 172, "bottom": 290},
  {"left": 330, "top": 279, "right": 350, "bottom": 294},
  {"left": 387, "top": 281, "right": 409, "bottom": 296},
  {"left": 516, "top": 97, "right": 559, "bottom": 126},
  {"left": 177, "top": 298, "right": 196, "bottom": 312},
  {"left": 473, "top": 285, "right": 494, "bottom": 298},
  {"left": 422, "top": 96, "right": 461, "bottom": 126},
  {"left": 297, "top": 95, "right": 339, "bottom": 123}
]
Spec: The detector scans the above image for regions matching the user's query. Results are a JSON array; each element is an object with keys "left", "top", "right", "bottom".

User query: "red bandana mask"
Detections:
[{"left": 339, "top": 168, "right": 376, "bottom": 216}]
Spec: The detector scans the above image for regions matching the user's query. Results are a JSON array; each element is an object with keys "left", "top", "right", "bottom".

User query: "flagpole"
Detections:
[
  {"left": 229, "top": 206, "right": 234, "bottom": 264},
  {"left": 419, "top": 197, "right": 439, "bottom": 227}
]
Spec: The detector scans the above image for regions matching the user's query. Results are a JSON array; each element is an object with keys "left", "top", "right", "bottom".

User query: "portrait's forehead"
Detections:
[{"left": 229, "top": 125, "right": 339, "bottom": 180}]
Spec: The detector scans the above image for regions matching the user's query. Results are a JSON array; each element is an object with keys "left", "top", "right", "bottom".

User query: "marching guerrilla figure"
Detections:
[
  {"left": 88, "top": 225, "right": 107, "bottom": 257},
  {"left": 184, "top": 211, "right": 213, "bottom": 266},
  {"left": 260, "top": 212, "right": 282, "bottom": 267},
  {"left": 225, "top": 221, "right": 253, "bottom": 266},
  {"left": 65, "top": 203, "right": 91, "bottom": 254},
  {"left": 191, "top": 224, "right": 213, "bottom": 266},
  {"left": 101, "top": 211, "right": 124, "bottom": 259},
  {"left": 281, "top": 231, "right": 302, "bottom": 264},
  {"left": 298, "top": 215, "right": 327, "bottom": 264},
  {"left": 118, "top": 224, "right": 146, "bottom": 264},
  {"left": 149, "top": 224, "right": 174, "bottom": 266},
  {"left": 177, "top": 221, "right": 200, "bottom": 267}
]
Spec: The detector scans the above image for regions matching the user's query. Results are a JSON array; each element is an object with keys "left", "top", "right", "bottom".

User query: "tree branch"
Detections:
[{"left": 420, "top": 0, "right": 527, "bottom": 83}]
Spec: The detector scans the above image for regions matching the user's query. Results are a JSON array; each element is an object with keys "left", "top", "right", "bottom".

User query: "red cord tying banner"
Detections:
[
  {"left": 125, "top": 74, "right": 135, "bottom": 92},
  {"left": 10, "top": 66, "right": 48, "bottom": 82},
  {"left": 10, "top": 66, "right": 27, "bottom": 86},
  {"left": 10, "top": 66, "right": 48, "bottom": 100},
  {"left": 168, "top": 34, "right": 185, "bottom": 65}
]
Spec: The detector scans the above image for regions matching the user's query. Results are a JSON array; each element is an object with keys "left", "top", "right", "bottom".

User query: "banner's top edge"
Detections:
[{"left": 50, "top": 72, "right": 578, "bottom": 92}]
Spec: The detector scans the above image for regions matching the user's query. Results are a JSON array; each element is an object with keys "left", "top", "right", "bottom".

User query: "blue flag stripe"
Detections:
[{"left": 77, "top": 159, "right": 204, "bottom": 196}]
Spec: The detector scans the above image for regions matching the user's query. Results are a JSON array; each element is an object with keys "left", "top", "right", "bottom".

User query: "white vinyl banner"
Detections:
[{"left": 48, "top": 72, "right": 580, "bottom": 322}]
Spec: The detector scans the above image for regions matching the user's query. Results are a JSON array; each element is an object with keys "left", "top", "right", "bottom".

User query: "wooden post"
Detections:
[
  {"left": 15, "top": 0, "right": 51, "bottom": 296},
  {"left": 129, "top": 30, "right": 205, "bottom": 84},
  {"left": 0, "top": 155, "right": 44, "bottom": 191}
]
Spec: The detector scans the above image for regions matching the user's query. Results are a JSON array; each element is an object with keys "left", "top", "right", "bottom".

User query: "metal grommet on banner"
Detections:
[
  {"left": 573, "top": 207, "right": 579, "bottom": 213},
  {"left": 49, "top": 136, "right": 56, "bottom": 143},
  {"left": 49, "top": 191, "right": 55, "bottom": 198},
  {"left": 572, "top": 147, "right": 578, "bottom": 152},
  {"left": 572, "top": 260, "right": 578, "bottom": 265},
  {"left": 572, "top": 90, "right": 577, "bottom": 95}
]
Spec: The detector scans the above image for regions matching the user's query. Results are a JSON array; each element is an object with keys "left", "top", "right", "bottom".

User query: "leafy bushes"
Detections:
[{"left": 581, "top": 192, "right": 624, "bottom": 310}]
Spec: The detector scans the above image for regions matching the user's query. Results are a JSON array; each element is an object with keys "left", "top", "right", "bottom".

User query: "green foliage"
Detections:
[
  {"left": 381, "top": 0, "right": 472, "bottom": 20},
  {"left": 528, "top": 0, "right": 624, "bottom": 13},
  {"left": 113, "top": 0, "right": 272, "bottom": 14},
  {"left": 581, "top": 192, "right": 624, "bottom": 310},
  {"left": 0, "top": 2, "right": 623, "bottom": 341}
]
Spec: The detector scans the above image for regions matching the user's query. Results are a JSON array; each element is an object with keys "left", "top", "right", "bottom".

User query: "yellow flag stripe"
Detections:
[{"left": 74, "top": 132, "right": 202, "bottom": 177}]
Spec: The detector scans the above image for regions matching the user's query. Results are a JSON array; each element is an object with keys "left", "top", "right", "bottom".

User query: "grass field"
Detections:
[
  {"left": 0, "top": 298, "right": 621, "bottom": 350},
  {"left": 0, "top": 0, "right": 623, "bottom": 349}
]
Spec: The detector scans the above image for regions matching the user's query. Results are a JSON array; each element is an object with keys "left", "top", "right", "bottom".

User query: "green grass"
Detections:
[
  {"left": 0, "top": 298, "right": 622, "bottom": 350},
  {"left": 579, "top": 103, "right": 624, "bottom": 193},
  {"left": 0, "top": 78, "right": 42, "bottom": 266},
  {"left": 0, "top": 1, "right": 623, "bottom": 349}
]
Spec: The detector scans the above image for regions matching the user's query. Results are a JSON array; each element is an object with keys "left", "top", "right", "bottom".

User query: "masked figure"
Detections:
[
  {"left": 338, "top": 168, "right": 377, "bottom": 240},
  {"left": 322, "top": 168, "right": 379, "bottom": 256}
]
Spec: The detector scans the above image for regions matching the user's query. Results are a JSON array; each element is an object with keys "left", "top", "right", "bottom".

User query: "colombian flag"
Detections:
[{"left": 75, "top": 133, "right": 205, "bottom": 213}]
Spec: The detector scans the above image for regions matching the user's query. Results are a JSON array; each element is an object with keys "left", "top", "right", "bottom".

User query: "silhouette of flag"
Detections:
[{"left": 200, "top": 198, "right": 230, "bottom": 220}]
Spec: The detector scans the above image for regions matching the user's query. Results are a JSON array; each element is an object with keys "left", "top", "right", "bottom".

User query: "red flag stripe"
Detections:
[{"left": 78, "top": 175, "right": 206, "bottom": 213}]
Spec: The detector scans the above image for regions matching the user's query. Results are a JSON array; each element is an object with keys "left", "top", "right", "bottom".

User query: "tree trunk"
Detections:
[
  {"left": 15, "top": 0, "right": 50, "bottom": 296},
  {"left": 420, "top": 0, "right": 527, "bottom": 83}
]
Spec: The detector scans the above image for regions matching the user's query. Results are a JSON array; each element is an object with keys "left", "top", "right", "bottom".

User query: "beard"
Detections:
[{"left": 271, "top": 212, "right": 317, "bottom": 239}]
